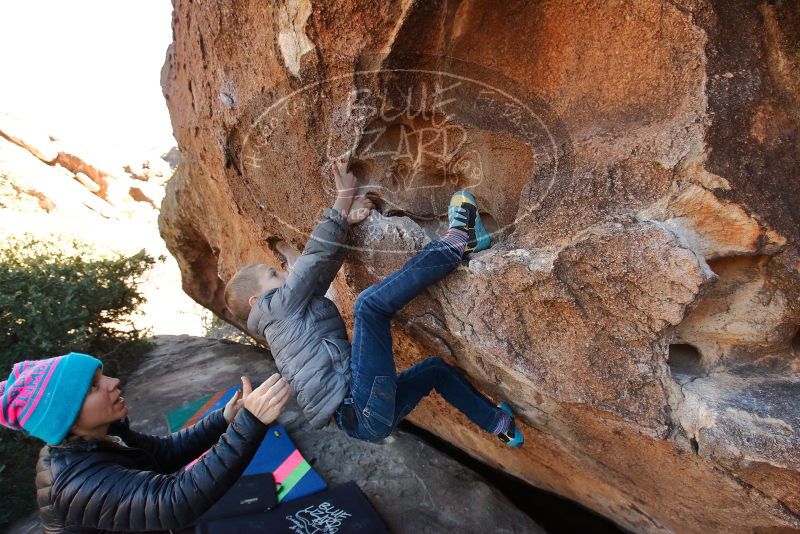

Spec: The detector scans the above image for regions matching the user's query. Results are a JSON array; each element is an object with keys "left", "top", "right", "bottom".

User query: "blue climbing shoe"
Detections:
[
  {"left": 447, "top": 190, "right": 491, "bottom": 254},
  {"left": 497, "top": 402, "right": 524, "bottom": 448}
]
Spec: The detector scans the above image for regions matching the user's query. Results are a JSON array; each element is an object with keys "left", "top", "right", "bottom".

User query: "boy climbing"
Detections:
[{"left": 225, "top": 162, "right": 523, "bottom": 447}]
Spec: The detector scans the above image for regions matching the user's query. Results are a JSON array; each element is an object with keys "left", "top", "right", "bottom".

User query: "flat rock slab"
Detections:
[{"left": 124, "top": 335, "right": 542, "bottom": 534}]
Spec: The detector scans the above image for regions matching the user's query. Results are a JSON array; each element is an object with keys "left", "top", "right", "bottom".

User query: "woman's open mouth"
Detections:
[{"left": 114, "top": 395, "right": 126, "bottom": 407}]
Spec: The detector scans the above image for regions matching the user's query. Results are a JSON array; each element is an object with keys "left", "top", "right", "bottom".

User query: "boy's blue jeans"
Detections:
[{"left": 335, "top": 239, "right": 504, "bottom": 442}]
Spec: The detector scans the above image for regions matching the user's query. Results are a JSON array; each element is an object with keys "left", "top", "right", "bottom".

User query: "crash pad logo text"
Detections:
[{"left": 286, "top": 501, "right": 352, "bottom": 534}]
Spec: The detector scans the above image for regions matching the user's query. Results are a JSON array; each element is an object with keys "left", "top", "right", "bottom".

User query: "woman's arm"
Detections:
[
  {"left": 113, "top": 408, "right": 229, "bottom": 473},
  {"left": 56, "top": 375, "right": 289, "bottom": 532},
  {"left": 112, "top": 388, "right": 244, "bottom": 473},
  {"left": 57, "top": 409, "right": 267, "bottom": 531}
]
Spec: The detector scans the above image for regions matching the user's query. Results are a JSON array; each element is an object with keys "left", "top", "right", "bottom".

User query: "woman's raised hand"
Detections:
[
  {"left": 222, "top": 388, "right": 244, "bottom": 423},
  {"left": 240, "top": 373, "right": 291, "bottom": 426}
]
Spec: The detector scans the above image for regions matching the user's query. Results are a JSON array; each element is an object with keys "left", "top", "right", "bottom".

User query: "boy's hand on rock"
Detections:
[
  {"left": 332, "top": 159, "right": 358, "bottom": 200},
  {"left": 241, "top": 373, "right": 291, "bottom": 426},
  {"left": 347, "top": 195, "right": 374, "bottom": 225}
]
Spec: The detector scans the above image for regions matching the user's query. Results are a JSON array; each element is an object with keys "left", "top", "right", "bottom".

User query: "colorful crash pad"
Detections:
[
  {"left": 197, "top": 481, "right": 390, "bottom": 534},
  {"left": 166, "top": 386, "right": 327, "bottom": 502}
]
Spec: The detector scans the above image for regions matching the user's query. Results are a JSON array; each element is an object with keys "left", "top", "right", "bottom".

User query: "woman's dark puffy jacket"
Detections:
[{"left": 35, "top": 408, "right": 267, "bottom": 533}]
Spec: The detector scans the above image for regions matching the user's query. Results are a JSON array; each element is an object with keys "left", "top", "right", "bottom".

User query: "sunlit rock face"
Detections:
[{"left": 159, "top": 1, "right": 800, "bottom": 532}]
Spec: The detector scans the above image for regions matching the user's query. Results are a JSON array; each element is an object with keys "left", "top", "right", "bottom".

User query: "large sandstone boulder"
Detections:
[{"left": 158, "top": 1, "right": 800, "bottom": 532}]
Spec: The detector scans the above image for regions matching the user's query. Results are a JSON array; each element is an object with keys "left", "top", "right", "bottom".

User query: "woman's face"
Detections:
[{"left": 72, "top": 370, "right": 128, "bottom": 433}]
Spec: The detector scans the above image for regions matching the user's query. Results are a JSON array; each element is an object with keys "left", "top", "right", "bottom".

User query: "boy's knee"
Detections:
[
  {"left": 419, "top": 356, "right": 449, "bottom": 377},
  {"left": 355, "top": 289, "right": 387, "bottom": 316},
  {"left": 354, "top": 291, "right": 372, "bottom": 316},
  {"left": 426, "top": 356, "right": 450, "bottom": 369},
  {"left": 425, "top": 356, "right": 447, "bottom": 369}
]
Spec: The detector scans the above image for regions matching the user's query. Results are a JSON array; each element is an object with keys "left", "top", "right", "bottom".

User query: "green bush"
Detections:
[
  {"left": 0, "top": 236, "right": 156, "bottom": 529},
  {"left": 0, "top": 236, "right": 156, "bottom": 370}
]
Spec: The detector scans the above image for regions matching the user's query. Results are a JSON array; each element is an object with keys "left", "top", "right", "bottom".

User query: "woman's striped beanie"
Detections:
[{"left": 0, "top": 353, "right": 102, "bottom": 445}]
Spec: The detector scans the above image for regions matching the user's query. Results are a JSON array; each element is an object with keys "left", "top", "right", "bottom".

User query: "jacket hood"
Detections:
[{"left": 247, "top": 288, "right": 278, "bottom": 336}]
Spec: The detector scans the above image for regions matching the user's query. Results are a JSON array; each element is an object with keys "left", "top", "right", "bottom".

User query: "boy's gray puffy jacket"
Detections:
[{"left": 247, "top": 208, "right": 352, "bottom": 428}]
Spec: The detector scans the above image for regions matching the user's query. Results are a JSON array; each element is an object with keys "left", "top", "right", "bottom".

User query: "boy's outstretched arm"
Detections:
[{"left": 267, "top": 164, "right": 367, "bottom": 316}]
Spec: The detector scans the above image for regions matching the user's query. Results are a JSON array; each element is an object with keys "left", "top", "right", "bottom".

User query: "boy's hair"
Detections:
[{"left": 224, "top": 263, "right": 264, "bottom": 321}]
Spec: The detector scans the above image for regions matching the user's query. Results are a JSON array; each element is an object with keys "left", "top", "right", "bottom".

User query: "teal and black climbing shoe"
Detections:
[
  {"left": 447, "top": 190, "right": 490, "bottom": 254},
  {"left": 497, "top": 402, "right": 524, "bottom": 448}
]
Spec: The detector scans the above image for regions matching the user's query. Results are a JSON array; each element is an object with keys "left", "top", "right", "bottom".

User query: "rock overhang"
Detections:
[{"left": 159, "top": 1, "right": 800, "bottom": 531}]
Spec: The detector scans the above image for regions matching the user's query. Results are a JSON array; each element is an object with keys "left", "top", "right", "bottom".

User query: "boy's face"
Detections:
[{"left": 249, "top": 264, "right": 288, "bottom": 306}]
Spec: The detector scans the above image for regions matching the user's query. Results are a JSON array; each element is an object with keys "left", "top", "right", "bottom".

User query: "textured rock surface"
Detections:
[{"left": 159, "top": 1, "right": 800, "bottom": 532}]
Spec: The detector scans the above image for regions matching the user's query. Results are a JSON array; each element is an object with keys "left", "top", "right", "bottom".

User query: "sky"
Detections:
[{"left": 0, "top": 1, "right": 175, "bottom": 161}]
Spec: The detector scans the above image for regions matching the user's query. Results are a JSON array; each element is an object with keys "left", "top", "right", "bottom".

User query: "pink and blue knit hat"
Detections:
[{"left": 0, "top": 353, "right": 102, "bottom": 445}]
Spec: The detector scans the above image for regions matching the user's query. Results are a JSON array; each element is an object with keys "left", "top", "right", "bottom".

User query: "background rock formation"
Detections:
[
  {"left": 159, "top": 1, "right": 800, "bottom": 532},
  {"left": 0, "top": 117, "right": 209, "bottom": 338}
]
